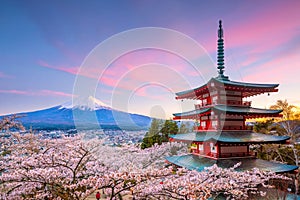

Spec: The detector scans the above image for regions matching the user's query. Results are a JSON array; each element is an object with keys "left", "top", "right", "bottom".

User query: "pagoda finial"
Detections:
[
  {"left": 218, "top": 20, "right": 223, "bottom": 39},
  {"left": 216, "top": 20, "right": 229, "bottom": 80}
]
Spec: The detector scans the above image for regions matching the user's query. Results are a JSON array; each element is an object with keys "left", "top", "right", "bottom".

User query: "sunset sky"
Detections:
[{"left": 1, "top": 0, "right": 300, "bottom": 118}]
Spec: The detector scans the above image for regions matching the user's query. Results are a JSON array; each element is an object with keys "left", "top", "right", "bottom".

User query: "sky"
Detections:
[{"left": 1, "top": 0, "right": 300, "bottom": 119}]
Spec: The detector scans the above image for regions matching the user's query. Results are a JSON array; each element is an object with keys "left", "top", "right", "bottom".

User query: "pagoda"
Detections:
[{"left": 166, "top": 20, "right": 298, "bottom": 173}]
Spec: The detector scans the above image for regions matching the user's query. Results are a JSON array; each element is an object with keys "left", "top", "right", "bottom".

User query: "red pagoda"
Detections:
[{"left": 166, "top": 21, "right": 298, "bottom": 173}]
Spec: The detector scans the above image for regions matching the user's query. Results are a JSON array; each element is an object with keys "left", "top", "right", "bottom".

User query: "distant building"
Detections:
[{"left": 166, "top": 20, "right": 298, "bottom": 173}]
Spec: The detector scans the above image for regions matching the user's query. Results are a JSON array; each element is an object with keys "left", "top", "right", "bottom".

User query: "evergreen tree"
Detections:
[
  {"left": 161, "top": 120, "right": 178, "bottom": 142},
  {"left": 253, "top": 119, "right": 275, "bottom": 134},
  {"left": 179, "top": 122, "right": 191, "bottom": 134},
  {"left": 141, "top": 119, "right": 179, "bottom": 149},
  {"left": 148, "top": 119, "right": 162, "bottom": 136},
  {"left": 141, "top": 119, "right": 163, "bottom": 149}
]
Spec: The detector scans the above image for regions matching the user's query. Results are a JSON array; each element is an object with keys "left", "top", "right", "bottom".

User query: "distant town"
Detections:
[{"left": 0, "top": 129, "right": 147, "bottom": 146}]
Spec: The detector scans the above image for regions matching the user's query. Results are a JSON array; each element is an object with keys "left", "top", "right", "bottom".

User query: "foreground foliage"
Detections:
[{"left": 0, "top": 133, "right": 289, "bottom": 200}]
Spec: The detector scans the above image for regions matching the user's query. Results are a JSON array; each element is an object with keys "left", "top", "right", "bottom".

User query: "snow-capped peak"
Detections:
[{"left": 59, "top": 96, "right": 112, "bottom": 111}]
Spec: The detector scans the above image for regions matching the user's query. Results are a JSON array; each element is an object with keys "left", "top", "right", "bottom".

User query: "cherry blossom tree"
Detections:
[
  {"left": 0, "top": 132, "right": 186, "bottom": 200},
  {"left": 0, "top": 127, "right": 290, "bottom": 199},
  {"left": 0, "top": 114, "right": 25, "bottom": 131},
  {"left": 133, "top": 163, "right": 290, "bottom": 200}
]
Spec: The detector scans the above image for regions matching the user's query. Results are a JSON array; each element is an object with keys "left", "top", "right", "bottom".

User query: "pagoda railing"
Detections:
[
  {"left": 195, "top": 101, "right": 252, "bottom": 109},
  {"left": 242, "top": 101, "right": 252, "bottom": 107},
  {"left": 219, "top": 152, "right": 255, "bottom": 158},
  {"left": 195, "top": 104, "right": 210, "bottom": 109},
  {"left": 194, "top": 126, "right": 246, "bottom": 131},
  {"left": 191, "top": 152, "right": 255, "bottom": 159}
]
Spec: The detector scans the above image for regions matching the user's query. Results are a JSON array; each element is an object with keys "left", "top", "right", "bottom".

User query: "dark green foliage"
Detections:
[
  {"left": 178, "top": 121, "right": 192, "bottom": 134},
  {"left": 160, "top": 120, "right": 178, "bottom": 142},
  {"left": 141, "top": 119, "right": 178, "bottom": 149},
  {"left": 253, "top": 119, "right": 275, "bottom": 134}
]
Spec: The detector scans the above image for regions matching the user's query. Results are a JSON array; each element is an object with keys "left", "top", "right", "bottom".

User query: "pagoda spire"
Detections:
[{"left": 217, "top": 20, "right": 229, "bottom": 80}]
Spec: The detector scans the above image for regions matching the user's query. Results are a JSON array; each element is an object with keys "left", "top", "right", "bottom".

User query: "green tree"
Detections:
[
  {"left": 141, "top": 119, "right": 179, "bottom": 149},
  {"left": 148, "top": 119, "right": 163, "bottom": 136},
  {"left": 253, "top": 119, "right": 275, "bottom": 134},
  {"left": 178, "top": 122, "right": 191, "bottom": 134},
  {"left": 161, "top": 120, "right": 178, "bottom": 142},
  {"left": 161, "top": 120, "right": 178, "bottom": 135},
  {"left": 141, "top": 119, "right": 163, "bottom": 149}
]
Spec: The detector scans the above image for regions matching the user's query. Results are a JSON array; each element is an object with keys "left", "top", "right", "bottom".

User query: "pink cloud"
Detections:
[
  {"left": 38, "top": 60, "right": 105, "bottom": 80},
  {"left": 100, "top": 50, "right": 204, "bottom": 85},
  {"left": 0, "top": 89, "right": 73, "bottom": 97},
  {"left": 226, "top": 2, "right": 300, "bottom": 52},
  {"left": 242, "top": 48, "right": 300, "bottom": 83},
  {"left": 0, "top": 89, "right": 29, "bottom": 95},
  {"left": 38, "top": 37, "right": 211, "bottom": 96},
  {"left": 39, "top": 90, "right": 74, "bottom": 97},
  {"left": 99, "top": 76, "right": 118, "bottom": 87},
  {"left": 128, "top": 85, "right": 170, "bottom": 101},
  {"left": 134, "top": 87, "right": 147, "bottom": 97},
  {"left": 37, "top": 60, "right": 79, "bottom": 75}
]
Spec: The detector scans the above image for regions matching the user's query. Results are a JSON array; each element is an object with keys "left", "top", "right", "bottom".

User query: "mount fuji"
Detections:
[{"left": 2, "top": 96, "right": 151, "bottom": 130}]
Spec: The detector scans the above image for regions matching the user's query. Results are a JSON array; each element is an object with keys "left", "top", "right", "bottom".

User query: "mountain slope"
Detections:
[{"left": 2, "top": 97, "right": 151, "bottom": 130}]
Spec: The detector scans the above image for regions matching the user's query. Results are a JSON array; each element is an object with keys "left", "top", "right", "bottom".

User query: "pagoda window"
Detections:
[
  {"left": 201, "top": 121, "right": 206, "bottom": 129},
  {"left": 220, "top": 146, "right": 248, "bottom": 157},
  {"left": 202, "top": 99, "right": 207, "bottom": 106},
  {"left": 201, "top": 116, "right": 208, "bottom": 120},
  {"left": 212, "top": 96, "right": 218, "bottom": 104},
  {"left": 225, "top": 91, "right": 241, "bottom": 96},
  {"left": 210, "top": 143, "right": 217, "bottom": 153},
  {"left": 210, "top": 91, "right": 218, "bottom": 96},
  {"left": 190, "top": 143, "right": 198, "bottom": 153},
  {"left": 199, "top": 144, "right": 204, "bottom": 151},
  {"left": 223, "top": 120, "right": 244, "bottom": 130},
  {"left": 212, "top": 120, "right": 218, "bottom": 129}
]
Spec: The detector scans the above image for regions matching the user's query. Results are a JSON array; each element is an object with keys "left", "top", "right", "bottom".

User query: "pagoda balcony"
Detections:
[
  {"left": 194, "top": 126, "right": 217, "bottom": 131},
  {"left": 221, "top": 100, "right": 252, "bottom": 106},
  {"left": 195, "top": 101, "right": 251, "bottom": 109},
  {"left": 222, "top": 125, "right": 244, "bottom": 130},
  {"left": 242, "top": 101, "right": 252, "bottom": 107},
  {"left": 219, "top": 152, "right": 255, "bottom": 158},
  {"left": 190, "top": 151, "right": 255, "bottom": 159},
  {"left": 194, "top": 126, "right": 247, "bottom": 131},
  {"left": 190, "top": 151, "right": 219, "bottom": 159},
  {"left": 195, "top": 104, "right": 210, "bottom": 109}
]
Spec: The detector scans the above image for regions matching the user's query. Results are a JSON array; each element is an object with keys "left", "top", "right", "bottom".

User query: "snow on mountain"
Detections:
[
  {"left": 1, "top": 96, "right": 151, "bottom": 130},
  {"left": 59, "top": 96, "right": 112, "bottom": 110}
]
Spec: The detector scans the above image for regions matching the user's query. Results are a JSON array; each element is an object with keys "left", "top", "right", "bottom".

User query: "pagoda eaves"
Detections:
[
  {"left": 169, "top": 131, "right": 290, "bottom": 144},
  {"left": 166, "top": 155, "right": 298, "bottom": 173},
  {"left": 175, "top": 77, "right": 279, "bottom": 100},
  {"left": 173, "top": 105, "right": 282, "bottom": 120}
]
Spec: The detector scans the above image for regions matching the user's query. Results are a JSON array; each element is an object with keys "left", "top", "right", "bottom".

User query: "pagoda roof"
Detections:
[
  {"left": 173, "top": 105, "right": 282, "bottom": 119},
  {"left": 213, "top": 77, "right": 279, "bottom": 88},
  {"left": 175, "top": 78, "right": 279, "bottom": 99},
  {"left": 169, "top": 131, "right": 290, "bottom": 144},
  {"left": 166, "top": 154, "right": 298, "bottom": 173}
]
